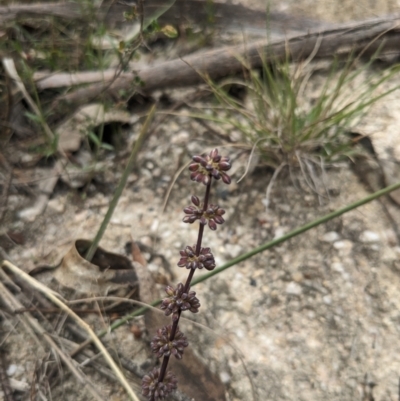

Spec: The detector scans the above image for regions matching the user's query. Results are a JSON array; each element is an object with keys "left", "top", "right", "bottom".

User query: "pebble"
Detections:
[
  {"left": 219, "top": 371, "right": 231, "bottom": 384},
  {"left": 359, "top": 230, "right": 380, "bottom": 243},
  {"left": 321, "top": 231, "right": 340, "bottom": 243},
  {"left": 145, "top": 161, "right": 154, "bottom": 170},
  {"left": 274, "top": 226, "right": 287, "bottom": 239},
  {"left": 7, "top": 364, "right": 17, "bottom": 376},
  {"left": 292, "top": 272, "right": 304, "bottom": 283},
  {"left": 236, "top": 329, "right": 245, "bottom": 339},
  {"left": 47, "top": 198, "right": 65, "bottom": 214},
  {"left": 286, "top": 282, "right": 302, "bottom": 296},
  {"left": 331, "top": 262, "right": 344, "bottom": 273},
  {"left": 323, "top": 295, "right": 332, "bottom": 305},
  {"left": 150, "top": 219, "right": 159, "bottom": 232},
  {"left": 139, "top": 235, "right": 153, "bottom": 248},
  {"left": 333, "top": 240, "right": 353, "bottom": 254},
  {"left": 224, "top": 244, "right": 243, "bottom": 258},
  {"left": 147, "top": 262, "right": 159, "bottom": 273}
]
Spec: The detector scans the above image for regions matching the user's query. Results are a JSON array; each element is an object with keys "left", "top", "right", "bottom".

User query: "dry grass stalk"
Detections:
[
  {"left": 2, "top": 58, "right": 54, "bottom": 142},
  {"left": 1, "top": 260, "right": 140, "bottom": 401},
  {"left": 0, "top": 280, "right": 107, "bottom": 401}
]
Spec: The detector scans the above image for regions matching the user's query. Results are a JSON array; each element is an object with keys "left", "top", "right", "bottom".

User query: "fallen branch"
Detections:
[
  {"left": 49, "top": 14, "right": 400, "bottom": 116},
  {"left": 0, "top": 0, "right": 322, "bottom": 33}
]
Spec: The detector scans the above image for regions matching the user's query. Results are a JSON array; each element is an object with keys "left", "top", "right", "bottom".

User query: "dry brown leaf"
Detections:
[
  {"left": 56, "top": 104, "right": 138, "bottom": 153},
  {"left": 53, "top": 239, "right": 139, "bottom": 298}
]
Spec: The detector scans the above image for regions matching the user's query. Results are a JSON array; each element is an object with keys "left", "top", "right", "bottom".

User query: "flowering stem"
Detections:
[
  {"left": 157, "top": 355, "right": 170, "bottom": 389},
  {"left": 159, "top": 178, "right": 212, "bottom": 385},
  {"left": 194, "top": 178, "right": 212, "bottom": 256},
  {"left": 142, "top": 148, "right": 231, "bottom": 401}
]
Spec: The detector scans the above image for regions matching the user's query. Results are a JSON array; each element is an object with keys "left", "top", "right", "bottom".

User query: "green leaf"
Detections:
[{"left": 161, "top": 25, "right": 178, "bottom": 38}]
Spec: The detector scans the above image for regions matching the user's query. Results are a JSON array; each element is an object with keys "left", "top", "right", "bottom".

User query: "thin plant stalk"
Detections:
[
  {"left": 141, "top": 148, "right": 231, "bottom": 400},
  {"left": 106, "top": 179, "right": 400, "bottom": 331},
  {"left": 194, "top": 179, "right": 400, "bottom": 283},
  {"left": 85, "top": 104, "right": 156, "bottom": 262},
  {"left": 1, "top": 260, "right": 140, "bottom": 401}
]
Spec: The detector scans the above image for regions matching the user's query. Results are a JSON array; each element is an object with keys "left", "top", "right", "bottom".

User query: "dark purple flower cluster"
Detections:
[
  {"left": 142, "top": 368, "right": 177, "bottom": 401},
  {"left": 183, "top": 196, "right": 226, "bottom": 230},
  {"left": 151, "top": 325, "right": 188, "bottom": 359},
  {"left": 178, "top": 245, "right": 216, "bottom": 270},
  {"left": 142, "top": 148, "right": 232, "bottom": 401},
  {"left": 189, "top": 148, "right": 232, "bottom": 185},
  {"left": 161, "top": 283, "right": 200, "bottom": 321}
]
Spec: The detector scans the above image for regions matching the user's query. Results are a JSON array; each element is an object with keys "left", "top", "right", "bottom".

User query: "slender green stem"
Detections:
[
  {"left": 192, "top": 180, "right": 400, "bottom": 285},
  {"left": 96, "top": 180, "right": 400, "bottom": 336},
  {"left": 85, "top": 104, "right": 156, "bottom": 262}
]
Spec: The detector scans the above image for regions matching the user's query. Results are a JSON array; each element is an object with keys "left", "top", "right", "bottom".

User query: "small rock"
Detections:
[
  {"left": 249, "top": 278, "right": 257, "bottom": 287},
  {"left": 219, "top": 371, "right": 231, "bottom": 384},
  {"left": 292, "top": 272, "right": 303, "bottom": 283},
  {"left": 342, "top": 272, "right": 351, "bottom": 282},
  {"left": 150, "top": 219, "right": 159, "bottom": 232},
  {"left": 224, "top": 244, "right": 242, "bottom": 258},
  {"left": 359, "top": 230, "right": 380, "bottom": 243},
  {"left": 7, "top": 364, "right": 17, "bottom": 376},
  {"left": 321, "top": 231, "right": 340, "bottom": 243},
  {"left": 333, "top": 240, "right": 353, "bottom": 254},
  {"left": 286, "top": 282, "right": 302, "bottom": 296},
  {"left": 140, "top": 235, "right": 153, "bottom": 248},
  {"left": 274, "top": 226, "right": 287, "bottom": 239},
  {"left": 331, "top": 262, "right": 344, "bottom": 273},
  {"left": 236, "top": 329, "right": 245, "bottom": 338},
  {"left": 323, "top": 295, "right": 332, "bottom": 305},
  {"left": 145, "top": 161, "right": 154, "bottom": 170},
  {"left": 47, "top": 198, "right": 65, "bottom": 214}
]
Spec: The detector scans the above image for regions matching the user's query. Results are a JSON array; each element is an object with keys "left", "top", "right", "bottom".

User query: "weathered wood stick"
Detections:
[{"left": 48, "top": 14, "right": 400, "bottom": 116}]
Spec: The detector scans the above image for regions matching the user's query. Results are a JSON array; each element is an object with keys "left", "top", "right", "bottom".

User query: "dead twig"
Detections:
[
  {"left": 49, "top": 14, "right": 400, "bottom": 117},
  {"left": 0, "top": 280, "right": 107, "bottom": 401},
  {"left": 1, "top": 260, "right": 141, "bottom": 401}
]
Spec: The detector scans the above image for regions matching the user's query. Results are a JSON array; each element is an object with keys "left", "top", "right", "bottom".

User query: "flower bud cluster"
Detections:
[
  {"left": 183, "top": 196, "right": 226, "bottom": 230},
  {"left": 189, "top": 148, "right": 232, "bottom": 185},
  {"left": 142, "top": 148, "right": 232, "bottom": 401},
  {"left": 142, "top": 368, "right": 178, "bottom": 401},
  {"left": 161, "top": 283, "right": 200, "bottom": 322},
  {"left": 178, "top": 245, "right": 216, "bottom": 270},
  {"left": 151, "top": 325, "right": 188, "bottom": 359}
]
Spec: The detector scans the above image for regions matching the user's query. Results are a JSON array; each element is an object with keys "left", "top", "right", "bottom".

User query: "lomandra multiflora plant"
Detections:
[{"left": 142, "top": 148, "right": 232, "bottom": 400}]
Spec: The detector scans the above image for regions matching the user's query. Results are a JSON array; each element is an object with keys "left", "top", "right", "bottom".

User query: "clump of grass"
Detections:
[{"left": 200, "top": 52, "right": 399, "bottom": 196}]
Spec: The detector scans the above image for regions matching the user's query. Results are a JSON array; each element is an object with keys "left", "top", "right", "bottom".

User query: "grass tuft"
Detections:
[{"left": 198, "top": 51, "right": 399, "bottom": 194}]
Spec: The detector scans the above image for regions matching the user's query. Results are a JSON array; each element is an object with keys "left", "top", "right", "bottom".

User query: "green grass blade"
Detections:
[
  {"left": 105, "top": 180, "right": 400, "bottom": 333},
  {"left": 85, "top": 105, "right": 156, "bottom": 261}
]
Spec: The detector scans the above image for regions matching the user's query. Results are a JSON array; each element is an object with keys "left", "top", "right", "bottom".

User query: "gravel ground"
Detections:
[{"left": 2, "top": 1, "right": 400, "bottom": 401}]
